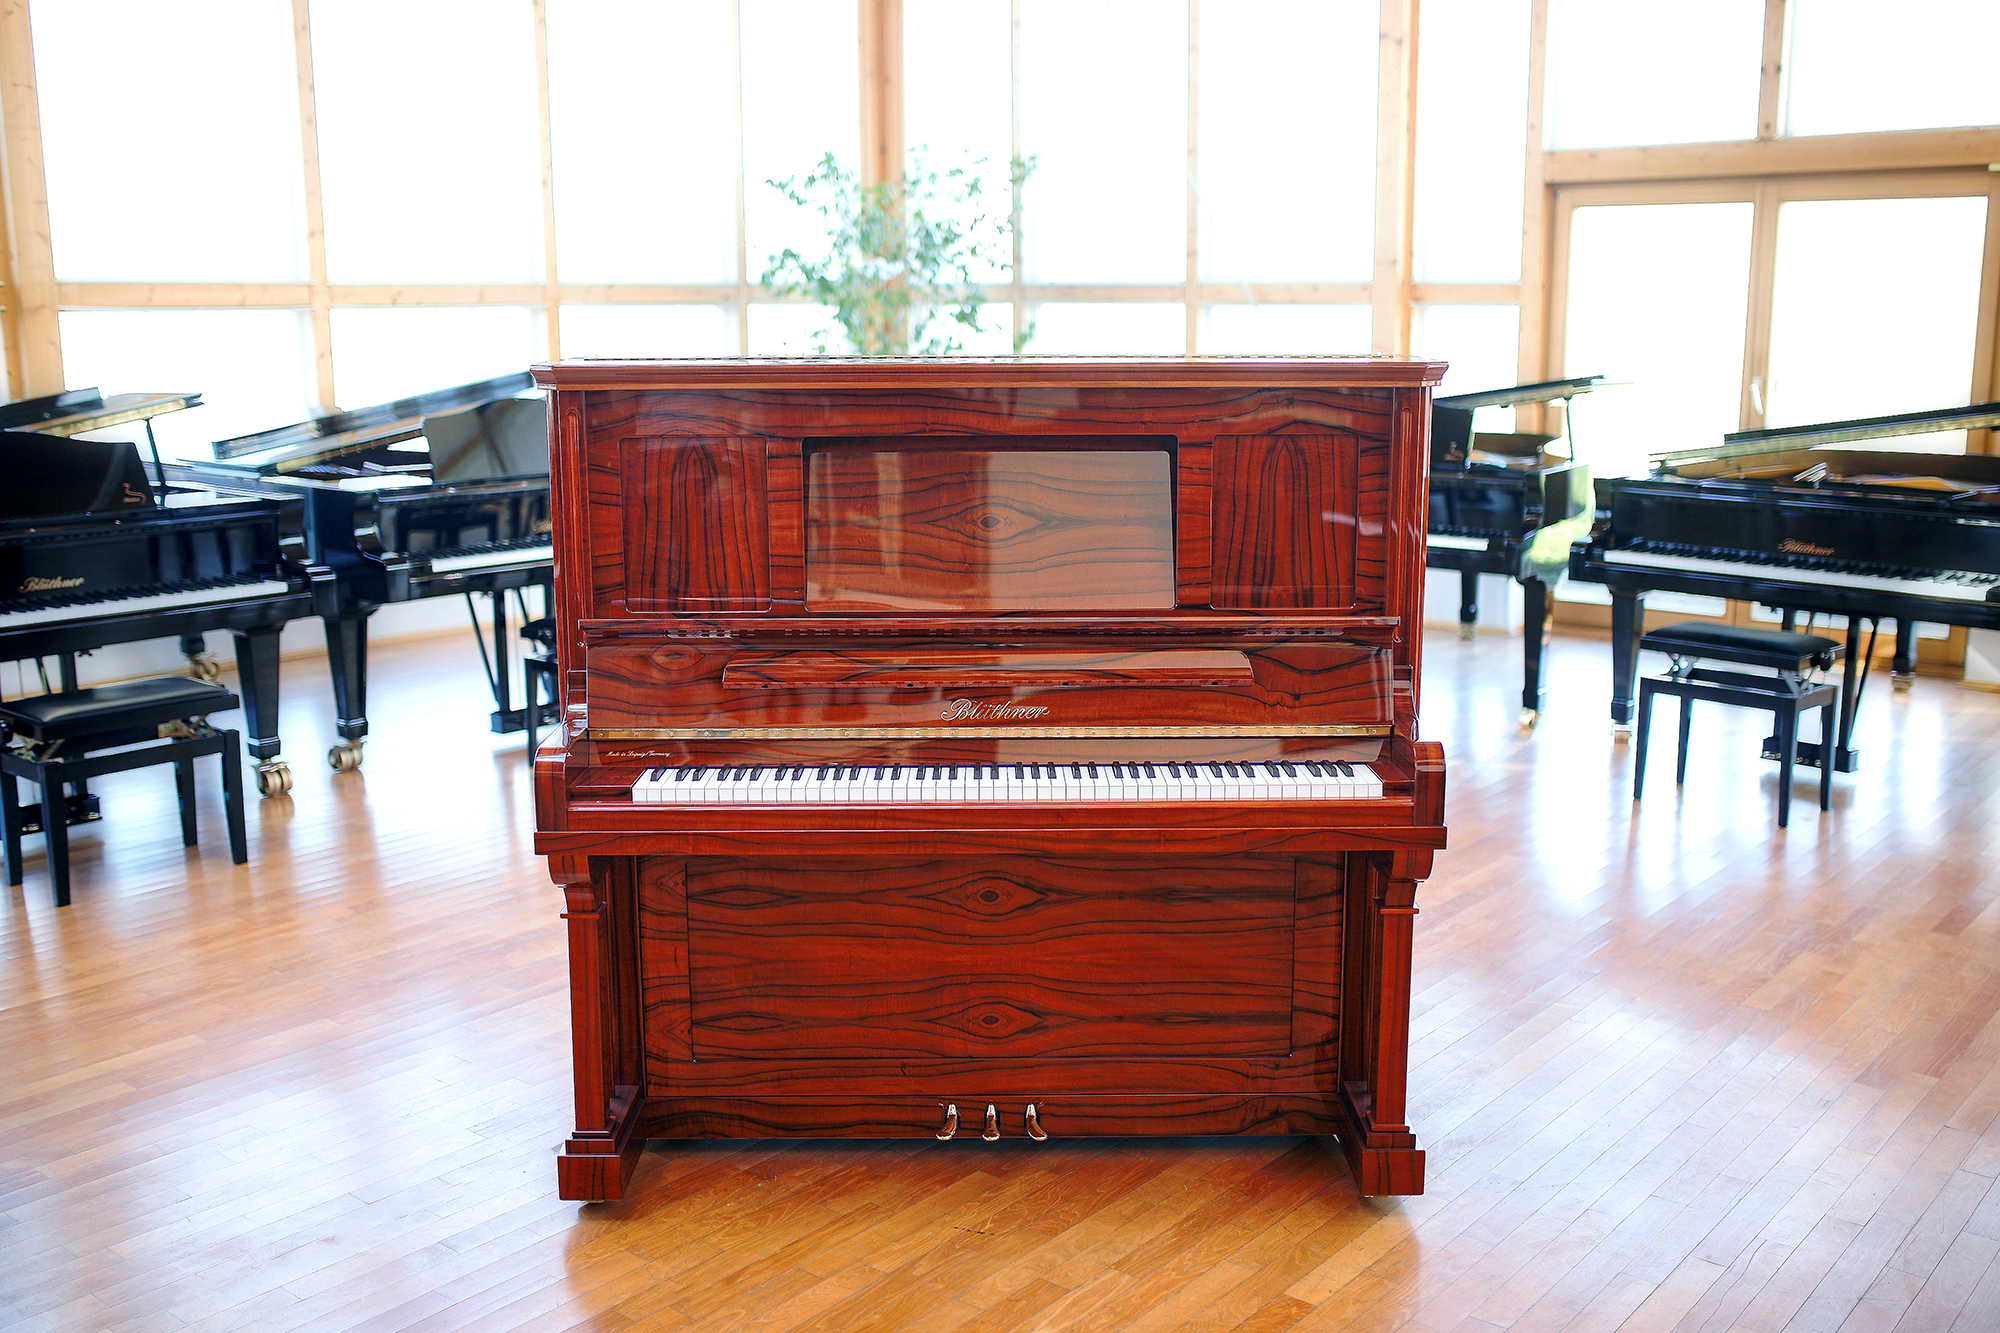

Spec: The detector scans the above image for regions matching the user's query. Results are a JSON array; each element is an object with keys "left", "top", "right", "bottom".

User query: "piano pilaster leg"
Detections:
[
  {"left": 555, "top": 855, "right": 646, "bottom": 1202},
  {"left": 231, "top": 627, "right": 292, "bottom": 797},
  {"left": 1458, "top": 570, "right": 1479, "bottom": 641},
  {"left": 323, "top": 610, "right": 372, "bottom": 773},
  {"left": 1609, "top": 590, "right": 1643, "bottom": 736},
  {"left": 1337, "top": 853, "right": 1425, "bottom": 1196},
  {"left": 1520, "top": 577, "right": 1549, "bottom": 727},
  {"left": 1893, "top": 619, "right": 1916, "bottom": 691}
]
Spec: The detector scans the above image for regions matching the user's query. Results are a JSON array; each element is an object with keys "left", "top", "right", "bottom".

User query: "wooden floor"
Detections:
[{"left": 5, "top": 627, "right": 2000, "bottom": 1333}]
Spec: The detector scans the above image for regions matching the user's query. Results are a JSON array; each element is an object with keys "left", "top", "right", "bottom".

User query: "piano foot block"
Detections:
[
  {"left": 328, "top": 743, "right": 364, "bottom": 774},
  {"left": 255, "top": 762, "right": 293, "bottom": 798},
  {"left": 1457, "top": 626, "right": 1476, "bottom": 641},
  {"left": 1612, "top": 725, "right": 1632, "bottom": 742},
  {"left": 1893, "top": 673, "right": 1914, "bottom": 693}
]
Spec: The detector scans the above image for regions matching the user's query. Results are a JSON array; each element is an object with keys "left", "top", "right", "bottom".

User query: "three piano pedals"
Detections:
[{"left": 936, "top": 1103, "right": 1050, "bottom": 1142}]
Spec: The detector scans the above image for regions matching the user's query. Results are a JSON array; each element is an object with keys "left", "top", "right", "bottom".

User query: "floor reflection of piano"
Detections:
[
  {"left": 2, "top": 391, "right": 331, "bottom": 798},
  {"left": 1426, "top": 376, "right": 1602, "bottom": 726},
  {"left": 1570, "top": 401, "right": 2000, "bottom": 769},
  {"left": 172, "top": 373, "right": 550, "bottom": 772}
]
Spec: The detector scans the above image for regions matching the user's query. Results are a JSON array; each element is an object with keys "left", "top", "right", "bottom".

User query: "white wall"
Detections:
[{"left": 1421, "top": 568, "right": 1525, "bottom": 634}]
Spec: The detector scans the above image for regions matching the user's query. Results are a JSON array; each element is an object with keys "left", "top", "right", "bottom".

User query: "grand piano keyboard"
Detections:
[
  {"left": 0, "top": 575, "right": 295, "bottom": 631},
  {"left": 1603, "top": 544, "right": 2000, "bottom": 603},
  {"left": 630, "top": 760, "right": 1386, "bottom": 803}
]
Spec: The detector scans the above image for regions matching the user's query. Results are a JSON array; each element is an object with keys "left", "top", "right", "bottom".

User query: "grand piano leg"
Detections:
[
  {"left": 323, "top": 610, "right": 372, "bottom": 773},
  {"left": 1893, "top": 620, "right": 1917, "bottom": 691},
  {"left": 1520, "top": 577, "right": 1549, "bottom": 728},
  {"left": 1609, "top": 590, "right": 1644, "bottom": 734},
  {"left": 484, "top": 591, "right": 523, "bottom": 734},
  {"left": 230, "top": 626, "right": 292, "bottom": 797},
  {"left": 1458, "top": 569, "right": 1479, "bottom": 641}
]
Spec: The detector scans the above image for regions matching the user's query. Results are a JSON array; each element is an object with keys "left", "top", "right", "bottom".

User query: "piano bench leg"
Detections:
[
  {"left": 2, "top": 774, "right": 23, "bottom": 887},
  {"left": 1632, "top": 681, "right": 1657, "bottom": 802},
  {"left": 1675, "top": 695, "right": 1693, "bottom": 787},
  {"left": 174, "top": 758, "right": 199, "bottom": 847}
]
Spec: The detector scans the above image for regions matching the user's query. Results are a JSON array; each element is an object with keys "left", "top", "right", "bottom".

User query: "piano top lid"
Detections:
[
  {"left": 530, "top": 353, "right": 1449, "bottom": 392},
  {"left": 208, "top": 370, "right": 539, "bottom": 468},
  {"left": 0, "top": 387, "right": 202, "bottom": 436},
  {"left": 1433, "top": 375, "right": 1605, "bottom": 411},
  {"left": 1654, "top": 399, "right": 2000, "bottom": 465}
]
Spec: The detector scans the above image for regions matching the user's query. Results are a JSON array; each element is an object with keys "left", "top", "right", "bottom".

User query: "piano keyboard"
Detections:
[
  {"left": 426, "top": 542, "right": 553, "bottom": 574},
  {"left": 629, "top": 761, "right": 1385, "bottom": 803},
  {"left": 1604, "top": 548, "right": 2000, "bottom": 603},
  {"left": 0, "top": 577, "right": 294, "bottom": 631}
]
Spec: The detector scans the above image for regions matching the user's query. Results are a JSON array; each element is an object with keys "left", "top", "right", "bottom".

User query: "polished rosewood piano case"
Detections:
[{"left": 532, "top": 357, "right": 1448, "bottom": 1201}]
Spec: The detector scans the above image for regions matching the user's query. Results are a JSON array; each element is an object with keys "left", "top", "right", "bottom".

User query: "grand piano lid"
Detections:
[
  {"left": 0, "top": 387, "right": 202, "bottom": 436},
  {"left": 1653, "top": 399, "right": 2000, "bottom": 466},
  {"left": 1434, "top": 375, "right": 1605, "bottom": 411},
  {"left": 208, "top": 371, "right": 538, "bottom": 471},
  {"left": 0, "top": 430, "right": 157, "bottom": 519}
]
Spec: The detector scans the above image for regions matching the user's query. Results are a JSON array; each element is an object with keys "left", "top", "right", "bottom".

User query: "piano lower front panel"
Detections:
[{"left": 560, "top": 842, "right": 1424, "bottom": 1198}]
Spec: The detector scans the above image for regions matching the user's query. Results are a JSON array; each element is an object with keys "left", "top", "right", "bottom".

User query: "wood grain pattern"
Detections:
[
  {"left": 805, "top": 439, "right": 1176, "bottom": 612},
  {"left": 1211, "top": 433, "right": 1359, "bottom": 611},
  {"left": 619, "top": 435, "right": 769, "bottom": 613},
  {"left": 678, "top": 856, "right": 1295, "bottom": 1061}
]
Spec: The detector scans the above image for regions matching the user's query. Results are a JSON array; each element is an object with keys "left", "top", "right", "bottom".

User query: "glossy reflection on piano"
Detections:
[
  {"left": 1571, "top": 401, "right": 2000, "bottom": 770},
  {"left": 1, "top": 391, "right": 331, "bottom": 798},
  {"left": 173, "top": 373, "right": 552, "bottom": 773},
  {"left": 531, "top": 355, "right": 1449, "bottom": 1202},
  {"left": 1426, "top": 375, "right": 1602, "bottom": 726}
]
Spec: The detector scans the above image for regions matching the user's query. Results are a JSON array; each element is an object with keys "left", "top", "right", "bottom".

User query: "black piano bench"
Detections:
[
  {"left": 1632, "top": 622, "right": 1843, "bottom": 829},
  {"left": 1, "top": 676, "right": 249, "bottom": 908}
]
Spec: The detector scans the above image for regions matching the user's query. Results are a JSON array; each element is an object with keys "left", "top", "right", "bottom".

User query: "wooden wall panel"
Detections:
[
  {"left": 1210, "top": 434, "right": 1359, "bottom": 611},
  {"left": 620, "top": 437, "right": 771, "bottom": 614}
]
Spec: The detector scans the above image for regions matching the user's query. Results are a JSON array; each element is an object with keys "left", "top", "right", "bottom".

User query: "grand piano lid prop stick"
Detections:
[
  {"left": 1572, "top": 399, "right": 2000, "bottom": 763},
  {"left": 531, "top": 355, "right": 1448, "bottom": 1203}
]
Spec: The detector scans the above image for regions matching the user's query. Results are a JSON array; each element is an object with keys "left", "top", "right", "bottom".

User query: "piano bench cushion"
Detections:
[
  {"left": 0, "top": 676, "right": 240, "bottom": 743},
  {"left": 1639, "top": 621, "right": 1843, "bottom": 672}
]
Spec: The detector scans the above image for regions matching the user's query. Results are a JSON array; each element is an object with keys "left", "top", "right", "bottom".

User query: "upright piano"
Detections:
[
  {"left": 531, "top": 356, "right": 1449, "bottom": 1201},
  {"left": 174, "top": 373, "right": 551, "bottom": 771},
  {"left": 1, "top": 390, "right": 330, "bottom": 798},
  {"left": 1571, "top": 401, "right": 2000, "bottom": 766},
  {"left": 1426, "top": 376, "right": 1601, "bottom": 726}
]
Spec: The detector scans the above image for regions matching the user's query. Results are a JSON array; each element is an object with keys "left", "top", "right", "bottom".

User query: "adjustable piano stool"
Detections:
[
  {"left": 1632, "top": 623, "right": 1841, "bottom": 828},
  {"left": 2, "top": 676, "right": 248, "bottom": 906}
]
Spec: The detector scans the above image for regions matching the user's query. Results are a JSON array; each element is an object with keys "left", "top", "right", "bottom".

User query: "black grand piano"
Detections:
[
  {"left": 172, "top": 373, "right": 551, "bottom": 772},
  {"left": 2, "top": 388, "right": 332, "bottom": 800},
  {"left": 1426, "top": 376, "right": 1603, "bottom": 725},
  {"left": 1570, "top": 401, "right": 2000, "bottom": 770}
]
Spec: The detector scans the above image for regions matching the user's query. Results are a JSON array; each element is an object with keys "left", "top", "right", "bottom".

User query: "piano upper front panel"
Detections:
[
  {"left": 618, "top": 436, "right": 771, "bottom": 613},
  {"left": 572, "top": 385, "right": 1405, "bottom": 624},
  {"left": 1211, "top": 433, "right": 1359, "bottom": 610}
]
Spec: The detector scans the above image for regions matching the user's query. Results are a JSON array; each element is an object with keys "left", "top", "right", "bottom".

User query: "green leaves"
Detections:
[{"left": 760, "top": 149, "right": 1033, "bottom": 356}]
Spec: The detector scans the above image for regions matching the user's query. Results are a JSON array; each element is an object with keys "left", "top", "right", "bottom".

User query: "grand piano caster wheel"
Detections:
[
  {"left": 1458, "top": 625, "right": 1476, "bottom": 641},
  {"left": 186, "top": 652, "right": 223, "bottom": 683},
  {"left": 1518, "top": 708, "right": 1539, "bottom": 730},
  {"left": 1612, "top": 724, "right": 1632, "bottom": 742},
  {"left": 254, "top": 761, "right": 293, "bottom": 797},
  {"left": 1893, "top": 673, "right": 1914, "bottom": 693},
  {"left": 328, "top": 742, "right": 364, "bottom": 773}
]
